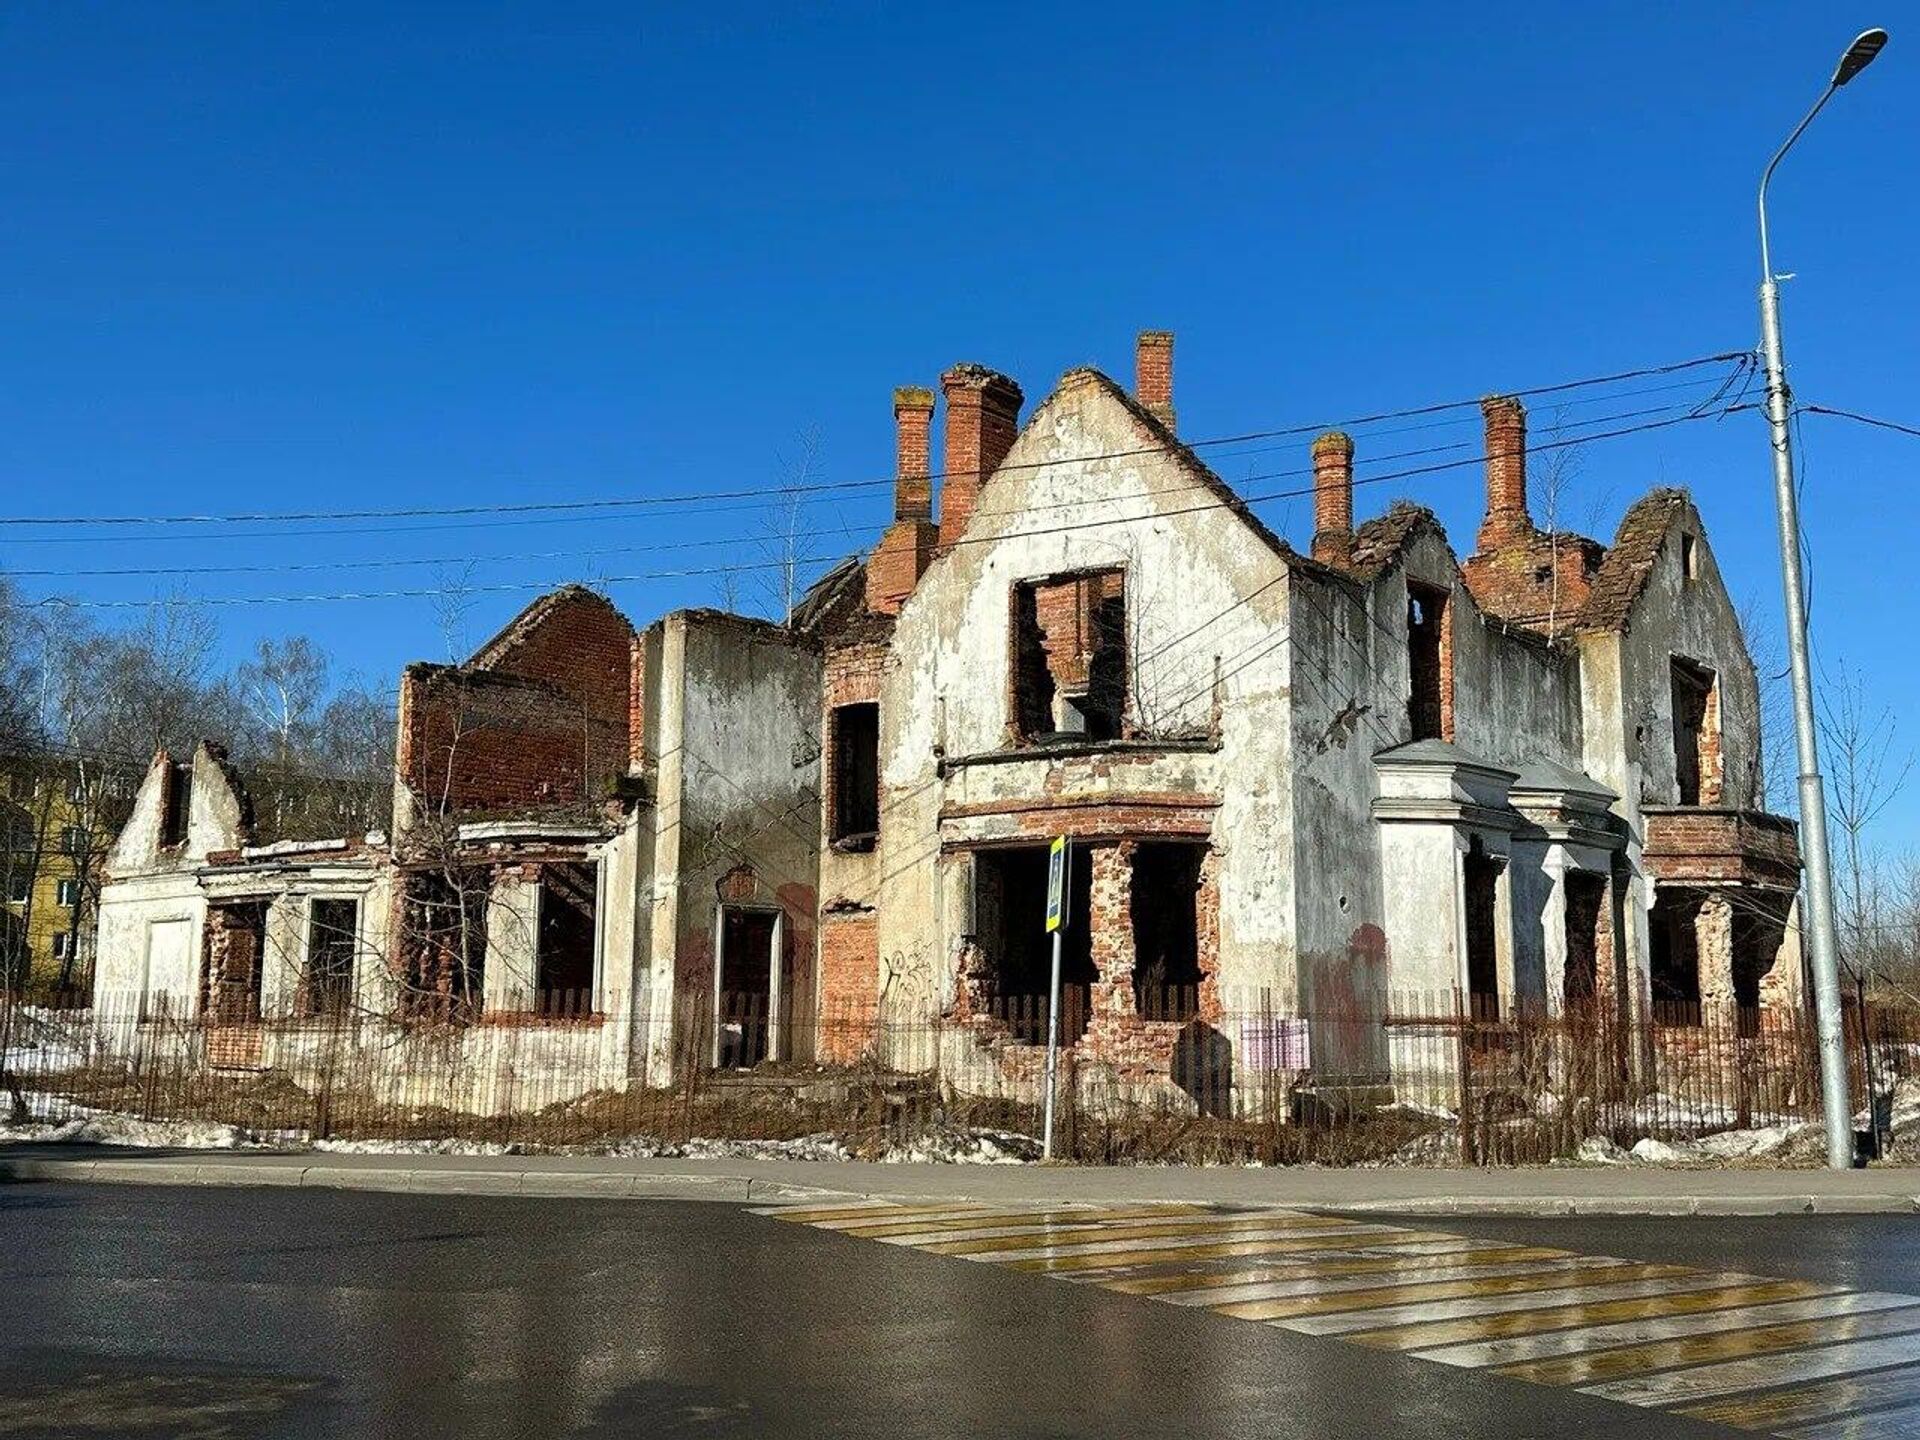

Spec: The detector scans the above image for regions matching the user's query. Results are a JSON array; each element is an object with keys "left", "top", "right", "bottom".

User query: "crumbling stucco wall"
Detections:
[
  {"left": 1287, "top": 528, "right": 1582, "bottom": 1016},
  {"left": 631, "top": 611, "right": 821, "bottom": 1075},
  {"left": 875, "top": 371, "right": 1295, "bottom": 1031}
]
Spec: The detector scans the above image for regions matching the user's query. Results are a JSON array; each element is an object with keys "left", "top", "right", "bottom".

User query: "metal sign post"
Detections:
[{"left": 1042, "top": 836, "right": 1068, "bottom": 1160}]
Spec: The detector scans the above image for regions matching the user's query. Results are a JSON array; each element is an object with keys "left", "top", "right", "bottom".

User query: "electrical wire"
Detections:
[
  {"left": 3, "top": 394, "right": 1722, "bottom": 582},
  {"left": 23, "top": 403, "right": 1750, "bottom": 610},
  {"left": 0, "top": 352, "right": 1748, "bottom": 531}
]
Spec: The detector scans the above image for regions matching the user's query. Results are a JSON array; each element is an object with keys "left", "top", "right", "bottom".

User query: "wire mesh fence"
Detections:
[{"left": 2, "top": 984, "right": 1915, "bottom": 1166}]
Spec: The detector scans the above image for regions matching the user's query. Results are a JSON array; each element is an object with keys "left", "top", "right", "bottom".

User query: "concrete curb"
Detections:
[
  {"left": 0, "top": 1157, "right": 856, "bottom": 1205},
  {"left": 6, "top": 1154, "right": 1919, "bottom": 1215}
]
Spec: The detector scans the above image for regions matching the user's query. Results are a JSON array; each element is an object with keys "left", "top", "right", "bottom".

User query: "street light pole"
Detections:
[{"left": 1756, "top": 27, "right": 1887, "bottom": 1172}]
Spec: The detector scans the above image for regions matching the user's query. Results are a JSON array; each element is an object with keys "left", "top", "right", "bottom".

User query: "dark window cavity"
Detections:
[{"left": 830, "top": 702, "right": 880, "bottom": 846}]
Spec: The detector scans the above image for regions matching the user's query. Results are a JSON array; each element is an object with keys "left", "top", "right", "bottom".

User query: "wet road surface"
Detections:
[{"left": 4, "top": 1183, "right": 1917, "bottom": 1437}]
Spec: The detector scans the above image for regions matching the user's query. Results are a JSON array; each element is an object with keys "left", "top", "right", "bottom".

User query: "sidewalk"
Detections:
[{"left": 6, "top": 1141, "right": 1920, "bottom": 1214}]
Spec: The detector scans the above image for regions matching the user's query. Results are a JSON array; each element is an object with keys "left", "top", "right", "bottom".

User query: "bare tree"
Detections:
[
  {"left": 235, "top": 636, "right": 330, "bottom": 767},
  {"left": 1818, "top": 657, "right": 1915, "bottom": 989},
  {"left": 754, "top": 427, "right": 823, "bottom": 623},
  {"left": 1533, "top": 405, "right": 1598, "bottom": 640},
  {"left": 1739, "top": 593, "right": 1797, "bottom": 816}
]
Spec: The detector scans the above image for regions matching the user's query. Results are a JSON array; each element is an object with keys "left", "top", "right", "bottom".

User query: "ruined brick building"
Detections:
[{"left": 89, "top": 331, "right": 1800, "bottom": 1106}]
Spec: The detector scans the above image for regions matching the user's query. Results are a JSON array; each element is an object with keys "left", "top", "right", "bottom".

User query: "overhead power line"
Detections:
[
  {"left": 5, "top": 395, "right": 1719, "bottom": 583},
  {"left": 0, "top": 351, "right": 1748, "bottom": 531},
  {"left": 1800, "top": 405, "right": 1920, "bottom": 441},
  {"left": 29, "top": 403, "right": 1748, "bottom": 610}
]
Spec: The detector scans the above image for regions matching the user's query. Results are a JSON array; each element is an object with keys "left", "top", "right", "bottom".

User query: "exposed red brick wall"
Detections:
[
  {"left": 1310, "top": 431, "right": 1354, "bottom": 566},
  {"left": 400, "top": 666, "right": 605, "bottom": 815},
  {"left": 474, "top": 589, "right": 632, "bottom": 752},
  {"left": 893, "top": 385, "right": 934, "bottom": 521},
  {"left": 938, "top": 363, "right": 1023, "bottom": 548},
  {"left": 941, "top": 793, "right": 1217, "bottom": 842},
  {"left": 824, "top": 642, "right": 887, "bottom": 710},
  {"left": 400, "top": 588, "right": 635, "bottom": 817},
  {"left": 1135, "top": 331, "right": 1174, "bottom": 429},
  {"left": 1699, "top": 677, "right": 1724, "bottom": 805},
  {"left": 817, "top": 912, "right": 878, "bottom": 1061},
  {"left": 1030, "top": 570, "right": 1123, "bottom": 692},
  {"left": 865, "top": 519, "right": 938, "bottom": 615},
  {"left": 1461, "top": 533, "right": 1603, "bottom": 635}
]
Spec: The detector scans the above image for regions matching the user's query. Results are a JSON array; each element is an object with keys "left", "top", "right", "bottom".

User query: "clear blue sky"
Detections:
[{"left": 1, "top": 6, "right": 1915, "bottom": 825}]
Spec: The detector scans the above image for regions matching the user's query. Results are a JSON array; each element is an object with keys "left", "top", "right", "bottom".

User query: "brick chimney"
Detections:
[
  {"left": 1136, "top": 330, "right": 1175, "bottom": 430},
  {"left": 1310, "top": 431, "right": 1354, "bottom": 566},
  {"left": 892, "top": 386, "right": 934, "bottom": 520},
  {"left": 938, "top": 363, "right": 1024, "bottom": 548},
  {"left": 1476, "top": 394, "right": 1532, "bottom": 549},
  {"left": 866, "top": 386, "right": 941, "bottom": 614}
]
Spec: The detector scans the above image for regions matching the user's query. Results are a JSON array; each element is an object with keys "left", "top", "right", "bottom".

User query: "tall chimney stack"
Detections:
[
  {"left": 1476, "top": 394, "right": 1531, "bottom": 550},
  {"left": 938, "top": 363, "right": 1024, "bottom": 548},
  {"left": 892, "top": 386, "right": 934, "bottom": 520},
  {"left": 1136, "top": 330, "right": 1175, "bottom": 430},
  {"left": 1310, "top": 431, "right": 1355, "bottom": 566},
  {"left": 865, "top": 385, "right": 941, "bottom": 614}
]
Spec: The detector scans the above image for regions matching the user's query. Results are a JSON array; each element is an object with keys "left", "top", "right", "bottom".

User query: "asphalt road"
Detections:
[{"left": 0, "top": 1184, "right": 1911, "bottom": 1440}]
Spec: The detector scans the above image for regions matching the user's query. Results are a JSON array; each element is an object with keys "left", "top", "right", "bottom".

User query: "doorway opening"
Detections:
[{"left": 716, "top": 906, "right": 780, "bottom": 1067}]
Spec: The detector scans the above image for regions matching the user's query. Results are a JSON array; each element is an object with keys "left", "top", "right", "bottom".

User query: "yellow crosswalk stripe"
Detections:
[
  {"left": 1676, "top": 1365, "right": 1920, "bottom": 1430},
  {"left": 1343, "top": 1279, "right": 1836, "bottom": 1351},
  {"left": 919, "top": 1212, "right": 1364, "bottom": 1257},
  {"left": 1495, "top": 1305, "right": 1920, "bottom": 1387},
  {"left": 838, "top": 1204, "right": 1206, "bottom": 1239},
  {"left": 1414, "top": 1291, "right": 1920, "bottom": 1369},
  {"left": 1099, "top": 1244, "right": 1573, "bottom": 1296},
  {"left": 1006, "top": 1229, "right": 1461, "bottom": 1275},
  {"left": 1163, "top": 1255, "right": 1631, "bottom": 1309},
  {"left": 1789, "top": 1395, "right": 1920, "bottom": 1439},
  {"left": 1219, "top": 1261, "right": 1695, "bottom": 1323},
  {"left": 1584, "top": 1331, "right": 1920, "bottom": 1407}
]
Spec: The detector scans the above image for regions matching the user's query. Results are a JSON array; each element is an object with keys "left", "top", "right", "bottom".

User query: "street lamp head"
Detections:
[{"left": 1832, "top": 28, "right": 1888, "bottom": 87}]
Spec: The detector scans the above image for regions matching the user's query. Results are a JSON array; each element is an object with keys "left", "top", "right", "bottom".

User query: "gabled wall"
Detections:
[{"left": 874, "top": 370, "right": 1296, "bottom": 1016}]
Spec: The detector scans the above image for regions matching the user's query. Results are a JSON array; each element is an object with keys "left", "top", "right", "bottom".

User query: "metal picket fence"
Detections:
[{"left": 3, "top": 983, "right": 1914, "bottom": 1166}]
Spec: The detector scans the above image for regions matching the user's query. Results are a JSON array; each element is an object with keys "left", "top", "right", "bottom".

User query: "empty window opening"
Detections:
[
  {"left": 160, "top": 762, "right": 193, "bottom": 848},
  {"left": 829, "top": 702, "right": 880, "bottom": 846},
  {"left": 1407, "top": 582, "right": 1450, "bottom": 742},
  {"left": 402, "top": 871, "right": 488, "bottom": 1017},
  {"left": 1670, "top": 657, "right": 1717, "bottom": 805},
  {"left": 1132, "top": 843, "right": 1206, "bottom": 1021},
  {"left": 1012, "top": 571, "right": 1127, "bottom": 744},
  {"left": 56, "top": 879, "right": 79, "bottom": 908},
  {"left": 203, "top": 900, "right": 267, "bottom": 1024},
  {"left": 1731, "top": 907, "right": 1785, "bottom": 1038},
  {"left": 1462, "top": 840, "right": 1500, "bottom": 1020},
  {"left": 1562, "top": 872, "right": 1607, "bottom": 1009},
  {"left": 51, "top": 931, "right": 71, "bottom": 960},
  {"left": 1649, "top": 889, "right": 1703, "bottom": 1025},
  {"left": 975, "top": 845, "right": 1095, "bottom": 1043},
  {"left": 304, "top": 898, "right": 358, "bottom": 1016},
  {"left": 717, "top": 906, "right": 778, "bottom": 1067},
  {"left": 1680, "top": 533, "right": 1699, "bottom": 583},
  {"left": 535, "top": 862, "right": 598, "bottom": 1014}
]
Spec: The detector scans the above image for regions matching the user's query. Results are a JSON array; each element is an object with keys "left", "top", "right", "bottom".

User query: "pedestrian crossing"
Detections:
[{"left": 754, "top": 1199, "right": 1920, "bottom": 1436}]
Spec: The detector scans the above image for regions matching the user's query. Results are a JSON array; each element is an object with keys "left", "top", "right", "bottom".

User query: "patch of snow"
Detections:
[
  {"left": 1629, "top": 1137, "right": 1689, "bottom": 1163},
  {"left": 2, "top": 1112, "right": 251, "bottom": 1149},
  {"left": 1682, "top": 1124, "right": 1813, "bottom": 1160},
  {"left": 879, "top": 1127, "right": 1041, "bottom": 1165},
  {"left": 1575, "top": 1135, "right": 1631, "bottom": 1165},
  {"left": 311, "top": 1137, "right": 516, "bottom": 1157}
]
